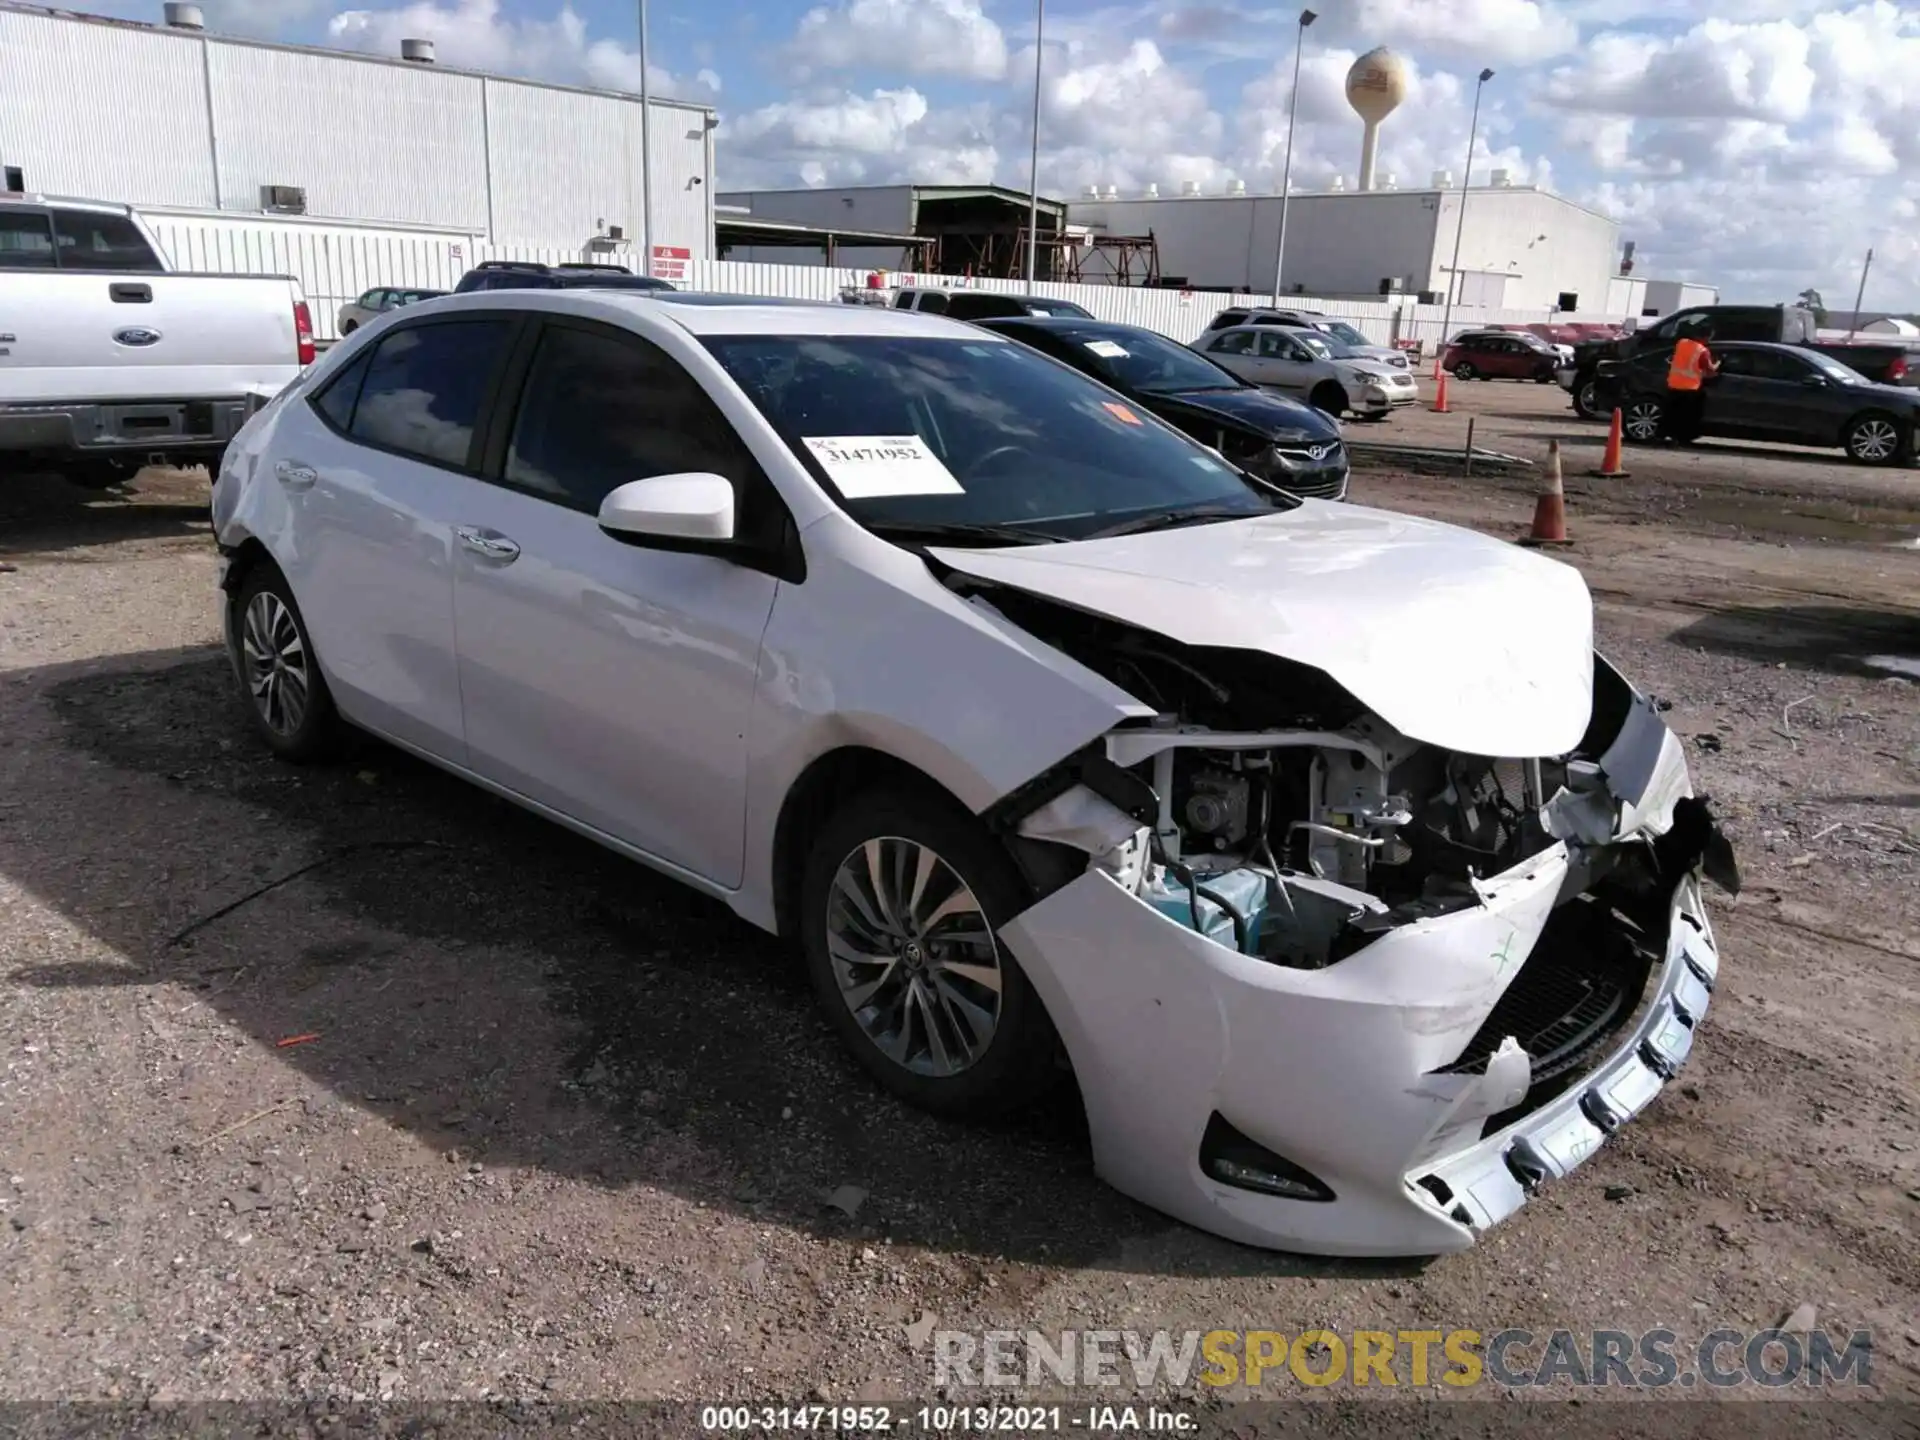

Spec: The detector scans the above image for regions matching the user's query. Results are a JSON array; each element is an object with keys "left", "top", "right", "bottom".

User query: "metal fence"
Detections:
[{"left": 144, "top": 214, "right": 1630, "bottom": 348}]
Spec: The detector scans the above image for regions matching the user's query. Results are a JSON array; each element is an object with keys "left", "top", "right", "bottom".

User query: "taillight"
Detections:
[
  {"left": 294, "top": 300, "right": 316, "bottom": 367},
  {"left": 1891, "top": 355, "right": 1908, "bottom": 382}
]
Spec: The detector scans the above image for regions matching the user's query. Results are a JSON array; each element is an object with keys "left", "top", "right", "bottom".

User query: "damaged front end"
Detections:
[{"left": 965, "top": 584, "right": 1738, "bottom": 1256}]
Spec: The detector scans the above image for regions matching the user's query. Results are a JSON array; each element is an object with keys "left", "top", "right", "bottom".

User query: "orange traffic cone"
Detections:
[
  {"left": 1590, "top": 407, "right": 1629, "bottom": 478},
  {"left": 1430, "top": 370, "right": 1451, "bottom": 414},
  {"left": 1520, "top": 440, "right": 1572, "bottom": 547}
]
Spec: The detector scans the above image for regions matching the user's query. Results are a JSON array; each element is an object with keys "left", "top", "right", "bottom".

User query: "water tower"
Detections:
[{"left": 1345, "top": 47, "right": 1409, "bottom": 192}]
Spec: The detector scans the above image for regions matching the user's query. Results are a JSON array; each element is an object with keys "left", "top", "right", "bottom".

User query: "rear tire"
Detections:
[
  {"left": 342, "top": 320, "right": 358, "bottom": 334},
  {"left": 232, "top": 562, "right": 341, "bottom": 763},
  {"left": 1309, "top": 382, "right": 1347, "bottom": 417},
  {"left": 1573, "top": 375, "right": 1604, "bottom": 419},
  {"left": 1844, "top": 412, "right": 1906, "bottom": 466},
  {"left": 1621, "top": 397, "right": 1665, "bottom": 443},
  {"left": 799, "top": 786, "right": 1059, "bottom": 1120}
]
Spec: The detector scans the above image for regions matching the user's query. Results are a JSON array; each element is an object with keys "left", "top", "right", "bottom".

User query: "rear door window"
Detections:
[
  {"left": 0, "top": 208, "right": 56, "bottom": 268},
  {"left": 1209, "top": 331, "right": 1254, "bottom": 355},
  {"left": 50, "top": 208, "right": 163, "bottom": 271},
  {"left": 348, "top": 319, "right": 514, "bottom": 470}
]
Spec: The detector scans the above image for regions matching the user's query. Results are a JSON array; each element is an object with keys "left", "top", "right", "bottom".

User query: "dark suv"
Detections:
[{"left": 453, "top": 261, "right": 678, "bottom": 294}]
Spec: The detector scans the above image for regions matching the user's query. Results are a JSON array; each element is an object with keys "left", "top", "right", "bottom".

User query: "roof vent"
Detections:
[
  {"left": 1431, "top": 169, "right": 1453, "bottom": 188},
  {"left": 163, "top": 2, "right": 204, "bottom": 28},
  {"left": 1490, "top": 167, "right": 1513, "bottom": 187},
  {"left": 1084, "top": 184, "right": 1100, "bottom": 198},
  {"left": 1228, "top": 178, "right": 1247, "bottom": 196},
  {"left": 1103, "top": 184, "right": 1118, "bottom": 200},
  {"left": 1144, "top": 182, "right": 1158, "bottom": 198},
  {"left": 1329, "top": 175, "right": 1346, "bottom": 191},
  {"left": 401, "top": 36, "right": 435, "bottom": 63},
  {"left": 1181, "top": 179, "right": 1201, "bottom": 196},
  {"left": 1382, "top": 172, "right": 1397, "bottom": 189}
]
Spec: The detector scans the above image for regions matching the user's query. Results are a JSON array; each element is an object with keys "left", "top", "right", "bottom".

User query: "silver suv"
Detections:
[{"left": 1205, "top": 307, "right": 1410, "bottom": 371}]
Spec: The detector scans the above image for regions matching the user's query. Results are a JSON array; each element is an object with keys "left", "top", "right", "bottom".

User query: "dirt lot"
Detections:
[{"left": 2, "top": 395, "right": 1917, "bottom": 1418}]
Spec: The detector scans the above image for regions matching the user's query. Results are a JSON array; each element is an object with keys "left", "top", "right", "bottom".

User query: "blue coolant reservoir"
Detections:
[{"left": 1139, "top": 865, "right": 1273, "bottom": 954}]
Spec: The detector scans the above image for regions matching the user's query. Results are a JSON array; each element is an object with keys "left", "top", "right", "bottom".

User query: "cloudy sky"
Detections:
[{"left": 149, "top": 0, "right": 1920, "bottom": 305}]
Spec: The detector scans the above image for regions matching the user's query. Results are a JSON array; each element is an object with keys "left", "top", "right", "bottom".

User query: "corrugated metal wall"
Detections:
[
  {"left": 0, "top": 7, "right": 711, "bottom": 253},
  {"left": 145, "top": 213, "right": 1633, "bottom": 346},
  {"left": 0, "top": 9, "right": 215, "bottom": 208}
]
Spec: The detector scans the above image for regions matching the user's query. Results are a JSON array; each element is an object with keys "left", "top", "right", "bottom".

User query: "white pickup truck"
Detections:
[{"left": 0, "top": 195, "right": 313, "bottom": 487}]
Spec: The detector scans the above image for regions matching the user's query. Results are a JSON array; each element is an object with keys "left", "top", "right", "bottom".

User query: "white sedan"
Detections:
[
  {"left": 1193, "top": 324, "right": 1419, "bottom": 419},
  {"left": 211, "top": 291, "right": 1738, "bottom": 1257}
]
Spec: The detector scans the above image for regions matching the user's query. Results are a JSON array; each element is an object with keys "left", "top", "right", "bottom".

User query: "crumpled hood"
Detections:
[
  {"left": 932, "top": 502, "right": 1596, "bottom": 758},
  {"left": 1152, "top": 386, "right": 1341, "bottom": 441},
  {"left": 1339, "top": 359, "right": 1402, "bottom": 381}
]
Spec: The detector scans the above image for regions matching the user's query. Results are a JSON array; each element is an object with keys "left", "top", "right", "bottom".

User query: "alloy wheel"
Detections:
[
  {"left": 1849, "top": 418, "right": 1899, "bottom": 462},
  {"left": 1624, "top": 402, "right": 1663, "bottom": 441},
  {"left": 823, "top": 836, "right": 1003, "bottom": 1078},
  {"left": 241, "top": 591, "right": 310, "bottom": 738}
]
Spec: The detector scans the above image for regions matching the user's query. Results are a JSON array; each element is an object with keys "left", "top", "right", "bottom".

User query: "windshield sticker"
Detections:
[
  {"left": 1191, "top": 455, "right": 1225, "bottom": 471},
  {"left": 802, "top": 435, "right": 965, "bottom": 498},
  {"left": 1101, "top": 401, "right": 1144, "bottom": 426},
  {"left": 1085, "top": 340, "right": 1130, "bottom": 359}
]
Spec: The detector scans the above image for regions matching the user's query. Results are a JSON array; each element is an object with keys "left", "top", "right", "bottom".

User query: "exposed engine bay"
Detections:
[{"left": 965, "top": 580, "right": 1740, "bottom": 1118}]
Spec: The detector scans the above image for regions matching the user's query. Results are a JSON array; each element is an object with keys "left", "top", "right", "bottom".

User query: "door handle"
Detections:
[
  {"left": 274, "top": 460, "right": 317, "bottom": 490},
  {"left": 109, "top": 282, "right": 153, "bottom": 304},
  {"left": 455, "top": 525, "right": 521, "bottom": 563}
]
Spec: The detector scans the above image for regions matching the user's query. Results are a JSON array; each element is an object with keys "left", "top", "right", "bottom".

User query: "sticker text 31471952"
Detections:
[{"left": 802, "top": 435, "right": 965, "bottom": 499}]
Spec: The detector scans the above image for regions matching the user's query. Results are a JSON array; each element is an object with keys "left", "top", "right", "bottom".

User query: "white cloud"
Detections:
[
  {"left": 1324, "top": 0, "right": 1581, "bottom": 66},
  {"left": 326, "top": 0, "right": 717, "bottom": 101},
  {"left": 786, "top": 0, "right": 1008, "bottom": 81},
  {"left": 718, "top": 89, "right": 999, "bottom": 189}
]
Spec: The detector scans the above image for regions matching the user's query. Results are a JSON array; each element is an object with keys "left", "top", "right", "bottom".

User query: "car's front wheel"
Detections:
[
  {"left": 1309, "top": 382, "right": 1347, "bottom": 416},
  {"left": 1451, "top": 361, "right": 1477, "bottom": 380},
  {"left": 233, "top": 562, "right": 341, "bottom": 762},
  {"left": 1622, "top": 397, "right": 1665, "bottom": 443},
  {"left": 1574, "top": 376, "right": 1604, "bottom": 419},
  {"left": 1844, "top": 412, "right": 1906, "bottom": 466},
  {"left": 800, "top": 788, "right": 1058, "bottom": 1118}
]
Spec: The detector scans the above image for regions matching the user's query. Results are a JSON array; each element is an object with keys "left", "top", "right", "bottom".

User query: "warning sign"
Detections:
[
  {"left": 651, "top": 245, "right": 691, "bottom": 282},
  {"left": 1178, "top": 289, "right": 1195, "bottom": 307}
]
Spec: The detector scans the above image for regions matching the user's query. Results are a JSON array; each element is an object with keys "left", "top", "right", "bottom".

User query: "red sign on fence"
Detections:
[{"left": 651, "top": 245, "right": 690, "bottom": 282}]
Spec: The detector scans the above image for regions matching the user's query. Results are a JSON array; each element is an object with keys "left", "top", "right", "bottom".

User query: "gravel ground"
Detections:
[{"left": 1, "top": 452, "right": 1916, "bottom": 1415}]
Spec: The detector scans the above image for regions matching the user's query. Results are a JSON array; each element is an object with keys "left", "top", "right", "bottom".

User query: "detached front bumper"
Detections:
[{"left": 998, "top": 664, "right": 1729, "bottom": 1257}]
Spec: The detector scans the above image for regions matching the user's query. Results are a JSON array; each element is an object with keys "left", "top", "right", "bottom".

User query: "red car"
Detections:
[{"left": 1441, "top": 330, "right": 1562, "bottom": 383}]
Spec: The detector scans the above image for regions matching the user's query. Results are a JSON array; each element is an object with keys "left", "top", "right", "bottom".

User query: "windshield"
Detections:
[
  {"left": 1294, "top": 332, "right": 1345, "bottom": 361},
  {"left": 703, "top": 335, "right": 1291, "bottom": 542},
  {"left": 1073, "top": 327, "right": 1247, "bottom": 395},
  {"left": 1027, "top": 300, "right": 1092, "bottom": 318},
  {"left": 1320, "top": 321, "right": 1371, "bottom": 347}
]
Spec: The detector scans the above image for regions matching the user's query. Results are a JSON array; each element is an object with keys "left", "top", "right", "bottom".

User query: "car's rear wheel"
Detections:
[
  {"left": 1309, "top": 382, "right": 1347, "bottom": 416},
  {"left": 1622, "top": 397, "right": 1664, "bottom": 442},
  {"left": 800, "top": 788, "right": 1057, "bottom": 1119},
  {"left": 1844, "top": 413, "right": 1905, "bottom": 466},
  {"left": 1574, "top": 376, "right": 1604, "bottom": 419},
  {"left": 1452, "top": 361, "right": 1478, "bottom": 380},
  {"left": 342, "top": 320, "right": 358, "bottom": 334},
  {"left": 233, "top": 563, "right": 340, "bottom": 762}
]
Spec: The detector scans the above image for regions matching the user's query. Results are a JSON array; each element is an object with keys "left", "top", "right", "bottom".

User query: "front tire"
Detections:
[
  {"left": 799, "top": 788, "right": 1058, "bottom": 1119},
  {"left": 1452, "top": 361, "right": 1478, "bottom": 380},
  {"left": 1573, "top": 375, "right": 1604, "bottom": 419},
  {"left": 1309, "top": 382, "right": 1347, "bottom": 417},
  {"left": 1621, "top": 397, "right": 1665, "bottom": 443},
  {"left": 233, "top": 563, "right": 340, "bottom": 762},
  {"left": 1844, "top": 412, "right": 1905, "bottom": 466}
]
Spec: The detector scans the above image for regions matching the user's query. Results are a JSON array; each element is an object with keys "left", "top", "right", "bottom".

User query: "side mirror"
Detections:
[
  {"left": 598, "top": 473, "right": 735, "bottom": 543},
  {"left": 1801, "top": 374, "right": 1827, "bottom": 388}
]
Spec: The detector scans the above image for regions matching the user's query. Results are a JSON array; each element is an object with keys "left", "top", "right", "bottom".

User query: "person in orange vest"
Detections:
[{"left": 1665, "top": 321, "right": 1720, "bottom": 444}]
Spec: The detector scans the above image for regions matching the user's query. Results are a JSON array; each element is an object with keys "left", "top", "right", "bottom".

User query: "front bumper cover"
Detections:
[{"left": 996, "top": 660, "right": 1730, "bottom": 1257}]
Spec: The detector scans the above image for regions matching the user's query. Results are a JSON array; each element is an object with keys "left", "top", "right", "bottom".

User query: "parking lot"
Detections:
[{"left": 2, "top": 384, "right": 1917, "bottom": 1409}]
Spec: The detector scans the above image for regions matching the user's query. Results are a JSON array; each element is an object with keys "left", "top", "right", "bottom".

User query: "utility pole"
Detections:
[
  {"left": 1434, "top": 66, "right": 1493, "bottom": 375},
  {"left": 1269, "top": 9, "right": 1317, "bottom": 302},
  {"left": 1024, "top": 0, "right": 1045, "bottom": 287},
  {"left": 638, "top": 0, "right": 654, "bottom": 277},
  {"left": 1849, "top": 247, "right": 1874, "bottom": 338}
]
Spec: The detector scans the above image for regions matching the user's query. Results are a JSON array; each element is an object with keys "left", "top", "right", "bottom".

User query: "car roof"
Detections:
[
  {"left": 974, "top": 315, "right": 1154, "bottom": 339},
  {"left": 403, "top": 288, "right": 1007, "bottom": 340}
]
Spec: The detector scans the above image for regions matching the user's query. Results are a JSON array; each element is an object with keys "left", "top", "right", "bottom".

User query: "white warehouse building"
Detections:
[
  {"left": 1072, "top": 178, "right": 1625, "bottom": 315},
  {"left": 0, "top": 0, "right": 717, "bottom": 259}
]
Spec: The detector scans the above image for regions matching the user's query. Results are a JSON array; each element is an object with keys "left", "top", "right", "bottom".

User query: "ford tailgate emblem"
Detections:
[{"left": 114, "top": 327, "right": 162, "bottom": 347}]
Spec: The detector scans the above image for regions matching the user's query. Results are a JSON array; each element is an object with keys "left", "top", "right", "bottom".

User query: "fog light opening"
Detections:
[{"left": 1199, "top": 1113, "right": 1336, "bottom": 1202}]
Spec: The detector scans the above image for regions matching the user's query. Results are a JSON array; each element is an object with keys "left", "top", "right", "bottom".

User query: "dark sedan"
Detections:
[
  {"left": 974, "top": 316, "right": 1350, "bottom": 499},
  {"left": 1595, "top": 341, "right": 1920, "bottom": 466}
]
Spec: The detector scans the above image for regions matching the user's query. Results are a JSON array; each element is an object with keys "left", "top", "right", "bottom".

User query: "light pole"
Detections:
[
  {"left": 1435, "top": 66, "right": 1494, "bottom": 374},
  {"left": 638, "top": 0, "right": 654, "bottom": 277},
  {"left": 1848, "top": 246, "right": 1874, "bottom": 337},
  {"left": 1024, "top": 0, "right": 1045, "bottom": 286},
  {"left": 1269, "top": 8, "right": 1316, "bottom": 302}
]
